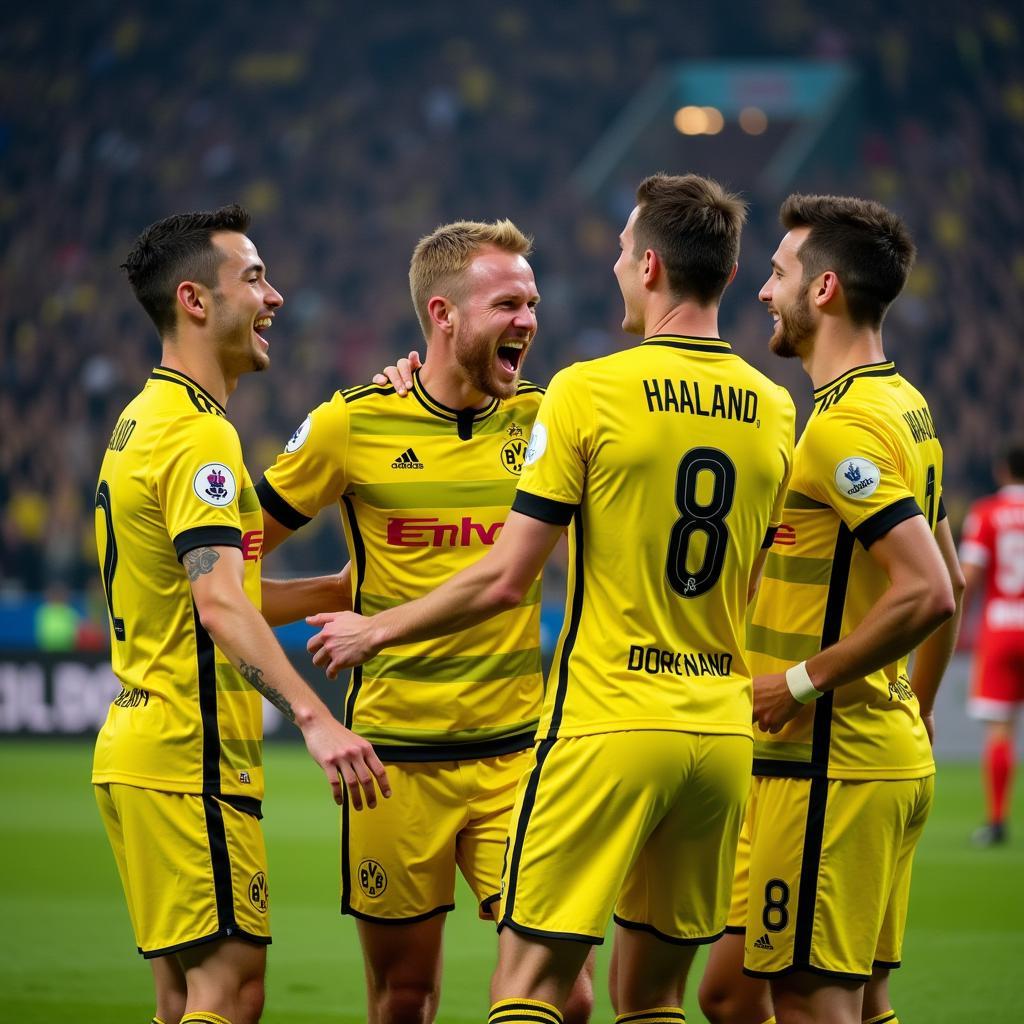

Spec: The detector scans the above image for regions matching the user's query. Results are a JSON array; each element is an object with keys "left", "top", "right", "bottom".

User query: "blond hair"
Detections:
[{"left": 409, "top": 219, "right": 533, "bottom": 339}]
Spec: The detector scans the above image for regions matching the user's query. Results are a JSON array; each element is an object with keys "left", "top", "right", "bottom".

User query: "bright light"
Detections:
[
  {"left": 739, "top": 106, "right": 768, "bottom": 135},
  {"left": 703, "top": 106, "right": 724, "bottom": 135},
  {"left": 674, "top": 105, "right": 708, "bottom": 135}
]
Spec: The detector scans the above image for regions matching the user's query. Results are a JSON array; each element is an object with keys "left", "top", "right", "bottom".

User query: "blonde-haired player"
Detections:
[{"left": 306, "top": 173, "right": 796, "bottom": 1024}]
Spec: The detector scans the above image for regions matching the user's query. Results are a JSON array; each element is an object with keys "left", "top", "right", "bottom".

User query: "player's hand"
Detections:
[
  {"left": 371, "top": 350, "right": 422, "bottom": 395},
  {"left": 752, "top": 671, "right": 803, "bottom": 733},
  {"left": 306, "top": 611, "right": 381, "bottom": 679},
  {"left": 300, "top": 714, "right": 391, "bottom": 809}
]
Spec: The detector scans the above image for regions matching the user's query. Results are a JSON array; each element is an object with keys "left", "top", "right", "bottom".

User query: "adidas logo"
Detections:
[
  {"left": 391, "top": 447, "right": 424, "bottom": 470},
  {"left": 753, "top": 933, "right": 774, "bottom": 951}
]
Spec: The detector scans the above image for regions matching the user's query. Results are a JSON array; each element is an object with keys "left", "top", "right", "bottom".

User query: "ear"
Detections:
[
  {"left": 726, "top": 262, "right": 739, "bottom": 287},
  {"left": 427, "top": 295, "right": 455, "bottom": 335},
  {"left": 813, "top": 270, "right": 840, "bottom": 308},
  {"left": 642, "top": 248, "right": 659, "bottom": 288},
  {"left": 177, "top": 281, "right": 208, "bottom": 324}
]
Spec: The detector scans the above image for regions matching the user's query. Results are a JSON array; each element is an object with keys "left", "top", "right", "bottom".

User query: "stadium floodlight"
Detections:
[{"left": 574, "top": 60, "right": 859, "bottom": 204}]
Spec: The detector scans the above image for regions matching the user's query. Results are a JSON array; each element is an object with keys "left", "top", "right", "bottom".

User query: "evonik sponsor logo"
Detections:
[{"left": 387, "top": 516, "right": 504, "bottom": 547}]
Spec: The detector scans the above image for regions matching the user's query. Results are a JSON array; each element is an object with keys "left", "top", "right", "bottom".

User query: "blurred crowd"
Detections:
[{"left": 1, "top": 0, "right": 1021, "bottom": 599}]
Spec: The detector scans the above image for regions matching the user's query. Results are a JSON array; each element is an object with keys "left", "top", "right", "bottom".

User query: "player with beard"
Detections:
[
  {"left": 257, "top": 220, "right": 593, "bottom": 1024},
  {"left": 698, "top": 195, "right": 964, "bottom": 1024}
]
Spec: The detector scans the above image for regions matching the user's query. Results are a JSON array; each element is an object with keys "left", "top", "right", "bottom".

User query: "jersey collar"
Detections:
[
  {"left": 150, "top": 366, "right": 226, "bottom": 415},
  {"left": 641, "top": 335, "right": 733, "bottom": 354},
  {"left": 812, "top": 361, "right": 897, "bottom": 398},
  {"left": 411, "top": 370, "right": 500, "bottom": 440}
]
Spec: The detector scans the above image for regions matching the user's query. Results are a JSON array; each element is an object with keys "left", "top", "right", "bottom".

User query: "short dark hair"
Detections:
[
  {"left": 1001, "top": 440, "right": 1024, "bottom": 481},
  {"left": 780, "top": 194, "right": 916, "bottom": 329},
  {"left": 633, "top": 173, "right": 747, "bottom": 305},
  {"left": 121, "top": 205, "right": 252, "bottom": 337}
]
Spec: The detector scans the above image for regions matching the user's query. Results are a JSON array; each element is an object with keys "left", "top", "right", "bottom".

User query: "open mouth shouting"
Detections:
[{"left": 496, "top": 339, "right": 528, "bottom": 378}]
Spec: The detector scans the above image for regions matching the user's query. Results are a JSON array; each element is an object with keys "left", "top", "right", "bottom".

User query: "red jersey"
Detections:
[{"left": 960, "top": 485, "right": 1024, "bottom": 633}]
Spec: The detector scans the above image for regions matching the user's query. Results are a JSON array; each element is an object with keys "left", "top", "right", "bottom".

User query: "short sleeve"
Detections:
[
  {"left": 513, "top": 365, "right": 591, "bottom": 526},
  {"left": 959, "top": 504, "right": 992, "bottom": 568},
  {"left": 257, "top": 398, "right": 350, "bottom": 529},
  {"left": 153, "top": 413, "right": 246, "bottom": 560},
  {"left": 801, "top": 410, "right": 921, "bottom": 548}
]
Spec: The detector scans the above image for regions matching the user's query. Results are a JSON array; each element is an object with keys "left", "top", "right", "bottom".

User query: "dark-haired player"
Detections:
[
  {"left": 93, "top": 206, "right": 389, "bottom": 1024},
  {"left": 699, "top": 195, "right": 964, "bottom": 1024}
]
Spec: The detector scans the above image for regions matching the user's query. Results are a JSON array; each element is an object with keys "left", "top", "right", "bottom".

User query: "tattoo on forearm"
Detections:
[
  {"left": 238, "top": 659, "right": 296, "bottom": 722},
  {"left": 184, "top": 547, "right": 220, "bottom": 582}
]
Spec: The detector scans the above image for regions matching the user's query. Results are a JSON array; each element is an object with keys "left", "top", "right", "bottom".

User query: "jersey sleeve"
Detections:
[
  {"left": 959, "top": 502, "right": 992, "bottom": 568},
  {"left": 801, "top": 408, "right": 921, "bottom": 548},
  {"left": 256, "top": 397, "right": 350, "bottom": 530},
  {"left": 512, "top": 365, "right": 592, "bottom": 526},
  {"left": 152, "top": 413, "right": 246, "bottom": 560}
]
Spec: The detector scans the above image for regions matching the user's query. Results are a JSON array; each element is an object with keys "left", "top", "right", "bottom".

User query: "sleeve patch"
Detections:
[
  {"left": 285, "top": 415, "right": 311, "bottom": 453},
  {"left": 193, "top": 463, "right": 237, "bottom": 507},
  {"left": 524, "top": 422, "right": 547, "bottom": 465},
  {"left": 833, "top": 456, "right": 881, "bottom": 500}
]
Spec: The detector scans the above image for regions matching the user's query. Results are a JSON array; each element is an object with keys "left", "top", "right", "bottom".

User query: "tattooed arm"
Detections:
[{"left": 183, "top": 544, "right": 390, "bottom": 808}]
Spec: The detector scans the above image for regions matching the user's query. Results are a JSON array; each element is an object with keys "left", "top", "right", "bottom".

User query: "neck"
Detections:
[
  {"left": 160, "top": 339, "right": 234, "bottom": 407},
  {"left": 643, "top": 296, "right": 721, "bottom": 341},
  {"left": 418, "top": 341, "right": 493, "bottom": 409},
  {"left": 801, "top": 319, "right": 887, "bottom": 390}
]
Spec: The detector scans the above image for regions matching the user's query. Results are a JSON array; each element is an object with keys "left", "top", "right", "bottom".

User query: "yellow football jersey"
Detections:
[
  {"left": 513, "top": 335, "right": 795, "bottom": 740},
  {"left": 257, "top": 372, "right": 545, "bottom": 760},
  {"left": 747, "top": 362, "right": 942, "bottom": 781},
  {"left": 92, "top": 367, "right": 265, "bottom": 801}
]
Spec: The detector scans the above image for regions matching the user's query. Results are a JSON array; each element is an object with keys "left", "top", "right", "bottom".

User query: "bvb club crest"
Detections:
[
  {"left": 500, "top": 423, "right": 528, "bottom": 476},
  {"left": 249, "top": 871, "right": 269, "bottom": 913},
  {"left": 358, "top": 859, "right": 387, "bottom": 898}
]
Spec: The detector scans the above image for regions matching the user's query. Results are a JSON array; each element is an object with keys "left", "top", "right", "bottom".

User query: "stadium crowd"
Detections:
[{"left": 1, "top": 0, "right": 1021, "bottom": 594}]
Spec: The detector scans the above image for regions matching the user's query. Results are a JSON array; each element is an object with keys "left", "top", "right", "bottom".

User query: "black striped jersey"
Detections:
[
  {"left": 748, "top": 362, "right": 941, "bottom": 781},
  {"left": 511, "top": 336, "right": 796, "bottom": 740},
  {"left": 92, "top": 367, "right": 265, "bottom": 800},
  {"left": 257, "top": 372, "right": 546, "bottom": 761}
]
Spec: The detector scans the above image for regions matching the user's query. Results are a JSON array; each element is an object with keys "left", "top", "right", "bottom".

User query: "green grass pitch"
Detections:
[{"left": 1, "top": 740, "right": 1020, "bottom": 1022}]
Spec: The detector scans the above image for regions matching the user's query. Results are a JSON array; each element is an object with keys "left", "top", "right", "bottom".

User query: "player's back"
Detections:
[
  {"left": 93, "top": 367, "right": 264, "bottom": 798},
  {"left": 518, "top": 335, "right": 795, "bottom": 741}
]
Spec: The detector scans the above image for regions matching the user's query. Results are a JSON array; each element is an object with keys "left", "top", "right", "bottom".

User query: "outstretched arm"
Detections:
[
  {"left": 184, "top": 545, "right": 389, "bottom": 809},
  {"left": 307, "top": 512, "right": 563, "bottom": 679}
]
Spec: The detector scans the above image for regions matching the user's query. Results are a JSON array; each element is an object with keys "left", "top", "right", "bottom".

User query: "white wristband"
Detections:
[{"left": 785, "top": 661, "right": 822, "bottom": 703}]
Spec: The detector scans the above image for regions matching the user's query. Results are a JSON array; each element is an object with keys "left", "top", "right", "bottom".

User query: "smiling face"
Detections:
[
  {"left": 450, "top": 248, "right": 539, "bottom": 400},
  {"left": 760, "top": 226, "right": 816, "bottom": 360},
  {"left": 208, "top": 231, "right": 284, "bottom": 375}
]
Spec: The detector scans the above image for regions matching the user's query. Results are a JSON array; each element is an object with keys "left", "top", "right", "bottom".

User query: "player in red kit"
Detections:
[{"left": 960, "top": 440, "right": 1024, "bottom": 845}]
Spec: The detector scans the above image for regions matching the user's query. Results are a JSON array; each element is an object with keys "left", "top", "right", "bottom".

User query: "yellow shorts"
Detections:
[
  {"left": 725, "top": 803, "right": 752, "bottom": 932},
  {"left": 742, "top": 774, "right": 934, "bottom": 980},
  {"left": 341, "top": 750, "right": 528, "bottom": 922},
  {"left": 499, "top": 731, "right": 752, "bottom": 944},
  {"left": 95, "top": 783, "right": 271, "bottom": 958}
]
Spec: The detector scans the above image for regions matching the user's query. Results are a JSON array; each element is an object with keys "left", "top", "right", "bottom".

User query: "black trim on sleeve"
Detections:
[
  {"left": 762, "top": 526, "right": 779, "bottom": 549},
  {"left": 511, "top": 490, "right": 577, "bottom": 526},
  {"left": 937, "top": 497, "right": 947, "bottom": 522},
  {"left": 853, "top": 496, "right": 923, "bottom": 549},
  {"left": 174, "top": 526, "right": 242, "bottom": 562},
  {"left": 255, "top": 477, "right": 311, "bottom": 531}
]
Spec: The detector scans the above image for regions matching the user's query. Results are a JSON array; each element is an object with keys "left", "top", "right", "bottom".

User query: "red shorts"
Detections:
[{"left": 969, "top": 630, "right": 1024, "bottom": 721}]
